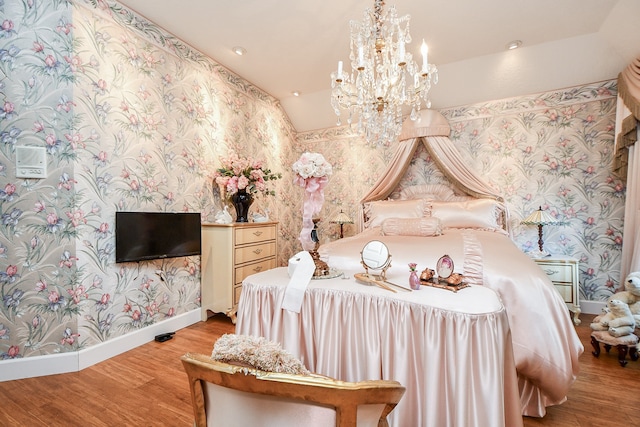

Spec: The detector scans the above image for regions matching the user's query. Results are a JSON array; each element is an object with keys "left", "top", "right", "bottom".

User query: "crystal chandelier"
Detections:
[{"left": 330, "top": 0, "right": 438, "bottom": 144}]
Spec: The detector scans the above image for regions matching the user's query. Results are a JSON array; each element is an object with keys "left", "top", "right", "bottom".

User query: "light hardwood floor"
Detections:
[{"left": 0, "top": 313, "right": 638, "bottom": 426}]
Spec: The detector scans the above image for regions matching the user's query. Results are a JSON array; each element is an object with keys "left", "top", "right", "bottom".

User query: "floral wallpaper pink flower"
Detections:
[
  {"left": 0, "top": 0, "right": 624, "bottom": 370},
  {"left": 0, "top": 0, "right": 295, "bottom": 362},
  {"left": 440, "top": 82, "right": 623, "bottom": 301},
  {"left": 297, "top": 81, "right": 623, "bottom": 303}
]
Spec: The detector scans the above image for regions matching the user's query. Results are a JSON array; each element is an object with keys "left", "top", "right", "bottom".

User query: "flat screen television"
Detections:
[{"left": 115, "top": 212, "right": 201, "bottom": 263}]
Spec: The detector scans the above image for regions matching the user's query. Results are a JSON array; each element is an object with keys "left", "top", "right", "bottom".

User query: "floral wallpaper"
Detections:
[
  {"left": 0, "top": 0, "right": 623, "bottom": 369},
  {"left": 441, "top": 82, "right": 623, "bottom": 301},
  {"left": 298, "top": 81, "right": 623, "bottom": 303},
  {"left": 0, "top": 0, "right": 295, "bottom": 362}
]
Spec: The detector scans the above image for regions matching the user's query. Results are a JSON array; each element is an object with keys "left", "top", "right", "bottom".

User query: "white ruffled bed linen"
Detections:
[
  {"left": 318, "top": 227, "right": 584, "bottom": 417},
  {"left": 236, "top": 268, "right": 522, "bottom": 427}
]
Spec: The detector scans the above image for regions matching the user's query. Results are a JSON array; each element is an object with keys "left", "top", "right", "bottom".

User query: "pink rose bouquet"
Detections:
[{"left": 214, "top": 151, "right": 281, "bottom": 196}]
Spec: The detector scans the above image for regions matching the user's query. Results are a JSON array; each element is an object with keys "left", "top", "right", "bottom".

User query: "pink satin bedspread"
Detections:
[
  {"left": 318, "top": 227, "right": 584, "bottom": 418},
  {"left": 236, "top": 267, "right": 523, "bottom": 427}
]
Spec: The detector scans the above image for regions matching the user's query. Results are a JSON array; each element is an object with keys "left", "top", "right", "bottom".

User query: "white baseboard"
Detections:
[
  {"left": 580, "top": 300, "right": 606, "bottom": 315},
  {"left": 0, "top": 309, "right": 201, "bottom": 382}
]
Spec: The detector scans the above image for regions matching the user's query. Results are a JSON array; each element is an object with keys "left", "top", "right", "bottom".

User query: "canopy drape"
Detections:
[
  {"left": 358, "top": 109, "right": 504, "bottom": 231},
  {"left": 617, "top": 56, "right": 640, "bottom": 283},
  {"left": 618, "top": 57, "right": 640, "bottom": 122}
]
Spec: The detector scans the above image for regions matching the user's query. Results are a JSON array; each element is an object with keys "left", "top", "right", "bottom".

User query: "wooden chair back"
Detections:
[{"left": 181, "top": 353, "right": 405, "bottom": 427}]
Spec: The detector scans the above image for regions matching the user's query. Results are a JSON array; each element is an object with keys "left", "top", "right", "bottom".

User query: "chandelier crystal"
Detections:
[{"left": 330, "top": 0, "right": 438, "bottom": 145}]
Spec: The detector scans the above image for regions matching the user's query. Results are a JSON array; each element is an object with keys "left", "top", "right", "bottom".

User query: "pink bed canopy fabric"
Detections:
[
  {"left": 357, "top": 109, "right": 505, "bottom": 231},
  {"left": 617, "top": 57, "right": 640, "bottom": 282}
]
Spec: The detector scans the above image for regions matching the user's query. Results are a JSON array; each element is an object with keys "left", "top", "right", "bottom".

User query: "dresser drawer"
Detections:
[
  {"left": 235, "top": 225, "right": 276, "bottom": 245},
  {"left": 235, "top": 242, "right": 276, "bottom": 264},
  {"left": 235, "top": 258, "right": 276, "bottom": 284},
  {"left": 554, "top": 283, "right": 573, "bottom": 303},
  {"left": 536, "top": 262, "right": 574, "bottom": 284}
]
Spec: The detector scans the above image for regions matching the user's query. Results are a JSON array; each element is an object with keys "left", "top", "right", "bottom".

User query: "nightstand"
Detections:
[{"left": 533, "top": 256, "right": 581, "bottom": 325}]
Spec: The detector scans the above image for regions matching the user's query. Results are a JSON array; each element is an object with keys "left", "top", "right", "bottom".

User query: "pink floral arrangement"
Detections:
[
  {"left": 293, "top": 152, "right": 332, "bottom": 251},
  {"left": 213, "top": 151, "right": 281, "bottom": 196},
  {"left": 408, "top": 263, "right": 417, "bottom": 272}
]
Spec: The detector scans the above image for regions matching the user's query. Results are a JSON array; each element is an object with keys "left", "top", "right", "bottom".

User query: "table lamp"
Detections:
[
  {"left": 330, "top": 209, "right": 353, "bottom": 239},
  {"left": 521, "top": 206, "right": 561, "bottom": 257}
]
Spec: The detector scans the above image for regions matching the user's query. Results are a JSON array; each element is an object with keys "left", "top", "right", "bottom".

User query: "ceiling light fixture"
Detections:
[
  {"left": 506, "top": 40, "right": 522, "bottom": 50},
  {"left": 292, "top": 91, "right": 300, "bottom": 97},
  {"left": 232, "top": 46, "right": 246, "bottom": 56},
  {"left": 330, "top": 0, "right": 438, "bottom": 145}
]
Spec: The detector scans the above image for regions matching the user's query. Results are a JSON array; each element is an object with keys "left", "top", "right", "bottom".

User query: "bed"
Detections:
[{"left": 318, "top": 184, "right": 584, "bottom": 418}]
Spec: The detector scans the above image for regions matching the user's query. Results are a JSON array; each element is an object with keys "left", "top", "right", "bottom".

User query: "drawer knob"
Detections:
[
  {"left": 253, "top": 248, "right": 263, "bottom": 255},
  {"left": 253, "top": 266, "right": 264, "bottom": 273},
  {"left": 253, "top": 231, "right": 263, "bottom": 237}
]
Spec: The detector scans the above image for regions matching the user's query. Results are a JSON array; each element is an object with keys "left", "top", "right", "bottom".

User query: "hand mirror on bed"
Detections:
[
  {"left": 353, "top": 240, "right": 399, "bottom": 293},
  {"left": 360, "top": 240, "right": 392, "bottom": 278}
]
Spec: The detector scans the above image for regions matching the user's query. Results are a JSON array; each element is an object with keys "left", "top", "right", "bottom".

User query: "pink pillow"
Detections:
[
  {"left": 364, "top": 199, "right": 430, "bottom": 229},
  {"left": 381, "top": 217, "right": 443, "bottom": 237},
  {"left": 430, "top": 199, "right": 500, "bottom": 230}
]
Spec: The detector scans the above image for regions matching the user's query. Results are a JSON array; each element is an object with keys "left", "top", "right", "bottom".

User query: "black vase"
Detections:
[{"left": 231, "top": 189, "right": 254, "bottom": 222}]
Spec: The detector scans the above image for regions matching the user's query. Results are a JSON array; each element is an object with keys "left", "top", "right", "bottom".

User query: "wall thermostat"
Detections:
[{"left": 16, "top": 146, "right": 47, "bottom": 179}]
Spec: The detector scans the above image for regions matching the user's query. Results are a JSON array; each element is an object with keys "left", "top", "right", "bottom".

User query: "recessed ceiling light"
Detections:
[
  {"left": 292, "top": 91, "right": 300, "bottom": 97},
  {"left": 232, "top": 46, "right": 246, "bottom": 56},
  {"left": 506, "top": 40, "right": 522, "bottom": 50}
]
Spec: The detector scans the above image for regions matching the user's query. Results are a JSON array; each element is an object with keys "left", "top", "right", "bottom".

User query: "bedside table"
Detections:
[{"left": 533, "top": 256, "right": 580, "bottom": 325}]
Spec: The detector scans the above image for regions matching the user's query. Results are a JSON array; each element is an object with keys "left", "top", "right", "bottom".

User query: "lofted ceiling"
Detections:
[{"left": 116, "top": 0, "right": 640, "bottom": 132}]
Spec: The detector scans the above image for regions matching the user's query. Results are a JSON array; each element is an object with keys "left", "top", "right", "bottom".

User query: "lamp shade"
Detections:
[
  {"left": 521, "top": 207, "right": 559, "bottom": 226},
  {"left": 520, "top": 206, "right": 562, "bottom": 255},
  {"left": 330, "top": 210, "right": 354, "bottom": 225}
]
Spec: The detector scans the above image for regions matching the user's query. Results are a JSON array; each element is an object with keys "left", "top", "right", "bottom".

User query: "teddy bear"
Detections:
[
  {"left": 609, "top": 272, "right": 640, "bottom": 325},
  {"left": 590, "top": 299, "right": 636, "bottom": 337},
  {"left": 610, "top": 272, "right": 640, "bottom": 304}
]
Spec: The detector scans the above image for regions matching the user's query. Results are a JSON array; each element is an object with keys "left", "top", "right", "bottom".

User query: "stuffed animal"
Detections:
[
  {"left": 630, "top": 301, "right": 640, "bottom": 325},
  {"left": 608, "top": 300, "right": 636, "bottom": 337},
  {"left": 591, "top": 302, "right": 614, "bottom": 331},
  {"left": 609, "top": 272, "right": 640, "bottom": 325},
  {"left": 590, "top": 299, "right": 636, "bottom": 337},
  {"left": 609, "top": 272, "right": 640, "bottom": 305}
]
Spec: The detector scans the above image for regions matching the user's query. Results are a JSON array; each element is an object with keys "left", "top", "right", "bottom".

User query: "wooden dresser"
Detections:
[{"left": 201, "top": 221, "right": 278, "bottom": 322}]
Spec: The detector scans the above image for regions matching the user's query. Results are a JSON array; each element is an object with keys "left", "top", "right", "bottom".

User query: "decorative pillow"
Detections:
[
  {"left": 212, "top": 333, "right": 310, "bottom": 375},
  {"left": 381, "top": 217, "right": 443, "bottom": 237},
  {"left": 430, "top": 199, "right": 501, "bottom": 230},
  {"left": 364, "top": 199, "right": 430, "bottom": 229}
]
